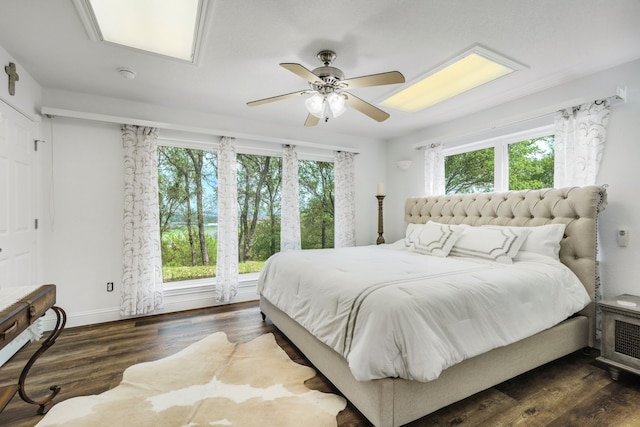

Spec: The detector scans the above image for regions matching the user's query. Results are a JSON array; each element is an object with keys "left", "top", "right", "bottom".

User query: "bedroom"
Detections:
[{"left": 1, "top": 0, "right": 640, "bottom": 426}]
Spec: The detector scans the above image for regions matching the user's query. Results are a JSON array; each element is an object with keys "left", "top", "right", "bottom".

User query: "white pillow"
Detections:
[
  {"left": 404, "top": 223, "right": 425, "bottom": 248},
  {"left": 449, "top": 226, "right": 531, "bottom": 264},
  {"left": 482, "top": 223, "right": 566, "bottom": 261},
  {"left": 408, "top": 221, "right": 463, "bottom": 257}
]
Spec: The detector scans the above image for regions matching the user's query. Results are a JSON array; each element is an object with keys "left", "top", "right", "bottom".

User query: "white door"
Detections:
[{"left": 0, "top": 100, "right": 38, "bottom": 289}]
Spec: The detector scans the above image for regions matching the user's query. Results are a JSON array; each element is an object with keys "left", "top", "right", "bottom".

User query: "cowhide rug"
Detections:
[{"left": 36, "top": 332, "right": 346, "bottom": 427}]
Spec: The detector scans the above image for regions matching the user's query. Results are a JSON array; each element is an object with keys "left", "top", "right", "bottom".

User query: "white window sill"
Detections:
[{"left": 163, "top": 273, "right": 259, "bottom": 298}]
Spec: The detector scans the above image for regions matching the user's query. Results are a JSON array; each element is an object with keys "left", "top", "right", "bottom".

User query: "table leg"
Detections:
[{"left": 17, "top": 306, "right": 66, "bottom": 415}]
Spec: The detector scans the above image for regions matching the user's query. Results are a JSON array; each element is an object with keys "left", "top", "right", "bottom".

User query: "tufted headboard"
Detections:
[{"left": 405, "top": 185, "right": 607, "bottom": 346}]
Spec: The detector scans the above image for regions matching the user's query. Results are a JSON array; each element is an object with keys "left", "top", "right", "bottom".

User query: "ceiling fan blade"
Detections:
[
  {"left": 280, "top": 63, "right": 323, "bottom": 85},
  {"left": 247, "top": 90, "right": 309, "bottom": 107},
  {"left": 304, "top": 114, "right": 320, "bottom": 127},
  {"left": 340, "top": 71, "right": 405, "bottom": 89},
  {"left": 344, "top": 92, "right": 390, "bottom": 122}
]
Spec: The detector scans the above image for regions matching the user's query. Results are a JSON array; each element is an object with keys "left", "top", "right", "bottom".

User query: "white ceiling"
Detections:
[{"left": 1, "top": 0, "right": 639, "bottom": 142}]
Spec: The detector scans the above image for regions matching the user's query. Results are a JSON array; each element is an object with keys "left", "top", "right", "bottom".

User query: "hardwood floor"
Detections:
[{"left": 1, "top": 301, "right": 640, "bottom": 426}]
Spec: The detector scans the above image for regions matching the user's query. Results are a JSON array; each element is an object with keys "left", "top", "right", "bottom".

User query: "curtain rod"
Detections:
[
  {"left": 40, "top": 106, "right": 360, "bottom": 154},
  {"left": 412, "top": 89, "right": 626, "bottom": 150}
]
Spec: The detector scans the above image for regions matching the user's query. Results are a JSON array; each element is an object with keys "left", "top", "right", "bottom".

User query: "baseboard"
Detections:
[{"left": 41, "top": 284, "right": 259, "bottom": 330}]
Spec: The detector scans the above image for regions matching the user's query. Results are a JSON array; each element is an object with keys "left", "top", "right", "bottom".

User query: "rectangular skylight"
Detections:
[
  {"left": 381, "top": 46, "right": 524, "bottom": 112},
  {"left": 75, "top": 0, "right": 204, "bottom": 62}
]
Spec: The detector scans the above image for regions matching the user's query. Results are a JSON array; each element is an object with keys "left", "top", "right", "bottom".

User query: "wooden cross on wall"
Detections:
[{"left": 5, "top": 62, "right": 19, "bottom": 96}]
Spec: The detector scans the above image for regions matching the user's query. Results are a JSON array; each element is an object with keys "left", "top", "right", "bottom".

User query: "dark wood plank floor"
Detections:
[{"left": 1, "top": 301, "right": 639, "bottom": 426}]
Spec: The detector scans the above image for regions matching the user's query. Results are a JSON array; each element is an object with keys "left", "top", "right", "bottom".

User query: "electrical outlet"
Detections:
[{"left": 107, "top": 282, "right": 114, "bottom": 292}]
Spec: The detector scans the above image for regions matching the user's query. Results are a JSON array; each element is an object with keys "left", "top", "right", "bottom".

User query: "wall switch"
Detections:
[
  {"left": 107, "top": 282, "right": 114, "bottom": 292},
  {"left": 617, "top": 229, "right": 629, "bottom": 247}
]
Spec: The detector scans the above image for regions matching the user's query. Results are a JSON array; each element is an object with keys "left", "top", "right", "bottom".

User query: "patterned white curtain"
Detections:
[
  {"left": 424, "top": 143, "right": 445, "bottom": 196},
  {"left": 216, "top": 137, "right": 239, "bottom": 303},
  {"left": 120, "top": 124, "right": 164, "bottom": 316},
  {"left": 281, "top": 145, "right": 301, "bottom": 251},
  {"left": 554, "top": 100, "right": 610, "bottom": 342},
  {"left": 554, "top": 100, "right": 610, "bottom": 187},
  {"left": 334, "top": 151, "right": 356, "bottom": 247}
]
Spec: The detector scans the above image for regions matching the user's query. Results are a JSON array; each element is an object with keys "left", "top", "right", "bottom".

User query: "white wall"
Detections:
[
  {"left": 40, "top": 118, "right": 124, "bottom": 323},
  {"left": 385, "top": 58, "right": 640, "bottom": 300},
  {"left": 36, "top": 112, "right": 385, "bottom": 327}
]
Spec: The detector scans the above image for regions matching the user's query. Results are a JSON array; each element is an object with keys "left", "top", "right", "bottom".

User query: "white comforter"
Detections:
[{"left": 257, "top": 244, "right": 591, "bottom": 382}]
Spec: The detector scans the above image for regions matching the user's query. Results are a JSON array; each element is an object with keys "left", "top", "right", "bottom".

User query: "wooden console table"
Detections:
[{"left": 0, "top": 284, "right": 66, "bottom": 415}]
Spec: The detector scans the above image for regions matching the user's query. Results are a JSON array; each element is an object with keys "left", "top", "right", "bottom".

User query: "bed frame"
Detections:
[{"left": 260, "top": 185, "right": 607, "bottom": 427}]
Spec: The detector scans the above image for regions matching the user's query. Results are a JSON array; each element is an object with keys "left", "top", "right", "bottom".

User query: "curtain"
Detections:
[
  {"left": 216, "top": 137, "right": 239, "bottom": 303},
  {"left": 120, "top": 124, "right": 164, "bottom": 316},
  {"left": 424, "top": 143, "right": 445, "bottom": 196},
  {"left": 334, "top": 151, "right": 356, "bottom": 247},
  {"left": 554, "top": 99, "right": 610, "bottom": 342},
  {"left": 554, "top": 100, "right": 610, "bottom": 187},
  {"left": 281, "top": 145, "right": 301, "bottom": 252}
]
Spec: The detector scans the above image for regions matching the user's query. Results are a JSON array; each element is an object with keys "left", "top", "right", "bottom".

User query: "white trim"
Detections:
[
  {"left": 443, "top": 124, "right": 554, "bottom": 156},
  {"left": 41, "top": 106, "right": 358, "bottom": 154},
  {"left": 53, "top": 282, "right": 259, "bottom": 329},
  {"left": 157, "top": 135, "right": 336, "bottom": 162}
]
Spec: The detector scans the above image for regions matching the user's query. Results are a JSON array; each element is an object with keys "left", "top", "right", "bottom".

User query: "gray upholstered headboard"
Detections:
[{"left": 405, "top": 185, "right": 607, "bottom": 346}]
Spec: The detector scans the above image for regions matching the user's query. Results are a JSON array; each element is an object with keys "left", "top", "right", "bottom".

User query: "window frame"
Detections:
[{"left": 443, "top": 124, "right": 554, "bottom": 193}]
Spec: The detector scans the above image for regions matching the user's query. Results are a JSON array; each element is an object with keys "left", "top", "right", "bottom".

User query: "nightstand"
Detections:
[{"left": 597, "top": 294, "right": 640, "bottom": 380}]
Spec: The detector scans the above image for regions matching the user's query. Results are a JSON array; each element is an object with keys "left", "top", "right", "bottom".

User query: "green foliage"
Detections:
[
  {"left": 445, "top": 136, "right": 555, "bottom": 195},
  {"left": 445, "top": 147, "right": 494, "bottom": 194},
  {"left": 250, "top": 219, "right": 281, "bottom": 261},
  {"left": 162, "top": 260, "right": 266, "bottom": 282},
  {"left": 299, "top": 160, "right": 334, "bottom": 249},
  {"left": 508, "top": 137, "right": 554, "bottom": 190},
  {"left": 161, "top": 229, "right": 217, "bottom": 267}
]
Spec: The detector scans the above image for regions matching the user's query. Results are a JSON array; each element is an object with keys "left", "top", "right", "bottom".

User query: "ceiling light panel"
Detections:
[
  {"left": 76, "top": 0, "right": 204, "bottom": 62},
  {"left": 382, "top": 46, "right": 525, "bottom": 112}
]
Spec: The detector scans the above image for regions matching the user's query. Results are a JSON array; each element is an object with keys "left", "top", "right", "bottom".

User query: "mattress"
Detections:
[{"left": 257, "top": 243, "right": 591, "bottom": 382}]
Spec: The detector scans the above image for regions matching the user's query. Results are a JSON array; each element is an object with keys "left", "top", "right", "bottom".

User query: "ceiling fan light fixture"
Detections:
[
  {"left": 305, "top": 91, "right": 347, "bottom": 119},
  {"left": 305, "top": 92, "right": 325, "bottom": 118},
  {"left": 327, "top": 92, "right": 347, "bottom": 118}
]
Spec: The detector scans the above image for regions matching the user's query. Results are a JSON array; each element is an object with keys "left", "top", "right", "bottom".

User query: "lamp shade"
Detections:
[
  {"left": 327, "top": 92, "right": 346, "bottom": 117},
  {"left": 305, "top": 93, "right": 325, "bottom": 118}
]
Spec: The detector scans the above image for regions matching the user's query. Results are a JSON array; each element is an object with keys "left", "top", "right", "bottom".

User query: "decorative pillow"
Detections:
[
  {"left": 483, "top": 223, "right": 567, "bottom": 261},
  {"left": 449, "top": 226, "right": 531, "bottom": 263},
  {"left": 404, "top": 223, "right": 425, "bottom": 248},
  {"left": 408, "top": 221, "right": 463, "bottom": 257}
]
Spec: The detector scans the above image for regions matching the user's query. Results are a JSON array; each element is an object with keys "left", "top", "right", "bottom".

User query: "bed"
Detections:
[{"left": 258, "top": 185, "right": 607, "bottom": 427}]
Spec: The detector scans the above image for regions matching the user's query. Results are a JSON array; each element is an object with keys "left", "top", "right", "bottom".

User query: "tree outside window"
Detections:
[
  {"left": 445, "top": 147, "right": 494, "bottom": 194},
  {"left": 158, "top": 146, "right": 334, "bottom": 283},
  {"left": 445, "top": 135, "right": 554, "bottom": 195}
]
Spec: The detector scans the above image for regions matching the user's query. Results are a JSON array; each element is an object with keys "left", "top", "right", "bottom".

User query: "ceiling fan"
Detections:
[{"left": 247, "top": 50, "right": 405, "bottom": 126}]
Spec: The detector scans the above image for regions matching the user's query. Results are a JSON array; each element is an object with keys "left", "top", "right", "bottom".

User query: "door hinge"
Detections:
[{"left": 34, "top": 218, "right": 38, "bottom": 229}]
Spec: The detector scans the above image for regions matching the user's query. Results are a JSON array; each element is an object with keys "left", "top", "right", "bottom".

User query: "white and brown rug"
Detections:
[{"left": 36, "top": 332, "right": 346, "bottom": 427}]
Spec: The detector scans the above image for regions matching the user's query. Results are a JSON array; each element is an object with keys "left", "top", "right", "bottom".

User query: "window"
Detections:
[
  {"left": 158, "top": 145, "right": 335, "bottom": 283},
  {"left": 444, "top": 127, "right": 554, "bottom": 195},
  {"left": 299, "top": 160, "right": 334, "bottom": 249},
  {"left": 237, "top": 154, "right": 334, "bottom": 274},
  {"left": 445, "top": 147, "right": 494, "bottom": 194},
  {"left": 158, "top": 146, "right": 217, "bottom": 283},
  {"left": 236, "top": 153, "right": 282, "bottom": 274},
  {"left": 507, "top": 136, "right": 554, "bottom": 190}
]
